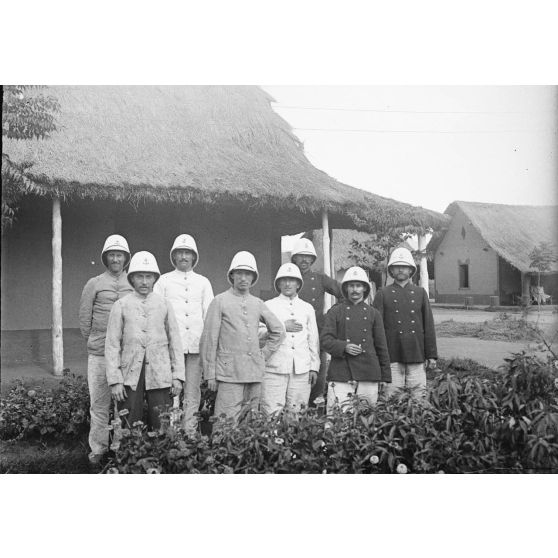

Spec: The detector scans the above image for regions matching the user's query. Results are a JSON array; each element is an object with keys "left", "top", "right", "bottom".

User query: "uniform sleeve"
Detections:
[
  {"left": 306, "top": 307, "right": 320, "bottom": 371},
  {"left": 165, "top": 301, "right": 185, "bottom": 382},
  {"left": 322, "top": 274, "right": 343, "bottom": 300},
  {"left": 78, "top": 277, "right": 97, "bottom": 340},
  {"left": 422, "top": 289, "right": 438, "bottom": 359},
  {"left": 153, "top": 276, "right": 166, "bottom": 298},
  {"left": 372, "top": 309, "right": 391, "bottom": 382},
  {"left": 104, "top": 301, "right": 124, "bottom": 386},
  {"left": 260, "top": 302, "right": 286, "bottom": 361},
  {"left": 202, "top": 278, "right": 215, "bottom": 321},
  {"left": 320, "top": 307, "right": 347, "bottom": 358},
  {"left": 199, "top": 297, "right": 222, "bottom": 380},
  {"left": 372, "top": 289, "right": 384, "bottom": 318}
]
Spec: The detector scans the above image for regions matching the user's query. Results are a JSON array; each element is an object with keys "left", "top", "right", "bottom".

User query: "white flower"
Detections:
[
  {"left": 146, "top": 467, "right": 161, "bottom": 474},
  {"left": 324, "top": 421, "right": 333, "bottom": 430},
  {"left": 118, "top": 408, "right": 129, "bottom": 417},
  {"left": 275, "top": 437, "right": 284, "bottom": 445},
  {"left": 313, "top": 396, "right": 326, "bottom": 406},
  {"left": 322, "top": 469, "right": 327, "bottom": 474},
  {"left": 438, "top": 470, "right": 445, "bottom": 474},
  {"left": 553, "top": 360, "right": 558, "bottom": 370},
  {"left": 396, "top": 463, "right": 408, "bottom": 474},
  {"left": 369, "top": 455, "right": 379, "bottom": 465},
  {"left": 27, "top": 390, "right": 37, "bottom": 397}
]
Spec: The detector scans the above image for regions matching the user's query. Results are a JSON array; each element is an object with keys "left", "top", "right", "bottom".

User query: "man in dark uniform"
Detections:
[
  {"left": 290, "top": 237, "right": 343, "bottom": 404},
  {"left": 321, "top": 266, "right": 391, "bottom": 409},
  {"left": 373, "top": 247, "right": 437, "bottom": 397}
]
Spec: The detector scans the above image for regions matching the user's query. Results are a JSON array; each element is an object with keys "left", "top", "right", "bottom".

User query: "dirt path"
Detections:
[{"left": 437, "top": 337, "right": 547, "bottom": 369}]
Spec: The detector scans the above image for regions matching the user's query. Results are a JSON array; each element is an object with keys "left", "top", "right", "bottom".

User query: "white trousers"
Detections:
[
  {"left": 384, "top": 362, "right": 427, "bottom": 398},
  {"left": 261, "top": 371, "right": 311, "bottom": 415},
  {"left": 87, "top": 354, "right": 111, "bottom": 456},
  {"left": 182, "top": 354, "right": 202, "bottom": 433},
  {"left": 327, "top": 381, "right": 379, "bottom": 412}
]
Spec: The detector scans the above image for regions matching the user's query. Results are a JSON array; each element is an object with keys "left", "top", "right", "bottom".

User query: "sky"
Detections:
[{"left": 264, "top": 86, "right": 558, "bottom": 214}]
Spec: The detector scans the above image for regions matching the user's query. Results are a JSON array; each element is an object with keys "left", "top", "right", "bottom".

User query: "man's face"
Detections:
[
  {"left": 106, "top": 251, "right": 127, "bottom": 275},
  {"left": 231, "top": 270, "right": 255, "bottom": 293},
  {"left": 391, "top": 265, "right": 413, "bottom": 282},
  {"left": 278, "top": 277, "right": 300, "bottom": 298},
  {"left": 130, "top": 272, "right": 157, "bottom": 297},
  {"left": 346, "top": 281, "right": 365, "bottom": 304},
  {"left": 173, "top": 249, "right": 196, "bottom": 272},
  {"left": 293, "top": 254, "right": 314, "bottom": 273}
]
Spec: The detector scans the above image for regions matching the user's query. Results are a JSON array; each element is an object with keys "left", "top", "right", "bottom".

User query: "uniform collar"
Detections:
[
  {"left": 173, "top": 268, "right": 194, "bottom": 277},
  {"left": 278, "top": 293, "right": 298, "bottom": 302},
  {"left": 132, "top": 291, "right": 154, "bottom": 301}
]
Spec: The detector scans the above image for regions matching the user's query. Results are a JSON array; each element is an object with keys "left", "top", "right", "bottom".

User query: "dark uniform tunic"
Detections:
[
  {"left": 320, "top": 300, "right": 391, "bottom": 383},
  {"left": 373, "top": 282, "right": 437, "bottom": 364},
  {"left": 298, "top": 270, "right": 343, "bottom": 331}
]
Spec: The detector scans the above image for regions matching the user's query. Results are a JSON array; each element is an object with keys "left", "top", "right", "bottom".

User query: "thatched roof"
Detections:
[
  {"left": 2, "top": 85, "right": 447, "bottom": 233},
  {"left": 444, "top": 201, "right": 558, "bottom": 272}
]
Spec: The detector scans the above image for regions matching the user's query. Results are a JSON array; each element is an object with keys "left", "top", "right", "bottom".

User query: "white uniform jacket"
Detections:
[
  {"left": 154, "top": 269, "right": 214, "bottom": 354},
  {"left": 261, "top": 294, "right": 320, "bottom": 375}
]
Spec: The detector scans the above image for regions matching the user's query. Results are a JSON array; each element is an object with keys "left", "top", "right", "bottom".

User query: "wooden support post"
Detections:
[
  {"left": 52, "top": 196, "right": 64, "bottom": 376},
  {"left": 418, "top": 234, "right": 429, "bottom": 298},
  {"left": 322, "top": 209, "right": 333, "bottom": 313},
  {"left": 521, "top": 272, "right": 531, "bottom": 306}
]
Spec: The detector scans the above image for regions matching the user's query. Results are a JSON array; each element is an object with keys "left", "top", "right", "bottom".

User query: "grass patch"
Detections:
[
  {"left": 436, "top": 313, "right": 542, "bottom": 342},
  {"left": 0, "top": 440, "right": 92, "bottom": 474}
]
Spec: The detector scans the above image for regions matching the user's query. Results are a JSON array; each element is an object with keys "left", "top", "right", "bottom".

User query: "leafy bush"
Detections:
[
  {"left": 0, "top": 373, "right": 90, "bottom": 442},
  {"left": 110, "top": 353, "right": 558, "bottom": 474}
]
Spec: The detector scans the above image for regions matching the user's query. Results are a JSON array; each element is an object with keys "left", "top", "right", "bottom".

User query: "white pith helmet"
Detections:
[
  {"left": 169, "top": 234, "right": 199, "bottom": 268},
  {"left": 274, "top": 263, "right": 303, "bottom": 293},
  {"left": 227, "top": 251, "right": 259, "bottom": 286},
  {"left": 127, "top": 251, "right": 161, "bottom": 285},
  {"left": 387, "top": 247, "right": 417, "bottom": 277},
  {"left": 341, "top": 266, "right": 371, "bottom": 299},
  {"left": 101, "top": 234, "right": 130, "bottom": 268},
  {"left": 290, "top": 238, "right": 317, "bottom": 263}
]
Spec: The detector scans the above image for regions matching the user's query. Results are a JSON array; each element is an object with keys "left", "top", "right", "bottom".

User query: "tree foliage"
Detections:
[
  {"left": 1, "top": 85, "right": 60, "bottom": 231},
  {"left": 529, "top": 241, "right": 558, "bottom": 287}
]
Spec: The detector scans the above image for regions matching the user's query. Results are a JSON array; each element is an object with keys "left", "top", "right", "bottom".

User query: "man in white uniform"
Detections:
[
  {"left": 155, "top": 234, "right": 214, "bottom": 433},
  {"left": 260, "top": 263, "right": 320, "bottom": 415}
]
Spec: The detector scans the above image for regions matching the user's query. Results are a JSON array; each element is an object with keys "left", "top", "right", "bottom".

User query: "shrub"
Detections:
[
  {"left": 110, "top": 353, "right": 558, "bottom": 474},
  {"left": 0, "top": 373, "right": 90, "bottom": 442}
]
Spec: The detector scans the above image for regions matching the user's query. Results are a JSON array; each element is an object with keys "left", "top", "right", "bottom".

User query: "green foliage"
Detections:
[
  {"left": 349, "top": 231, "right": 413, "bottom": 272},
  {"left": 2, "top": 85, "right": 60, "bottom": 141},
  {"left": 0, "top": 373, "right": 90, "bottom": 442},
  {"left": 111, "top": 353, "right": 558, "bottom": 474},
  {"left": 529, "top": 241, "right": 558, "bottom": 287},
  {"left": 2, "top": 85, "right": 60, "bottom": 231}
]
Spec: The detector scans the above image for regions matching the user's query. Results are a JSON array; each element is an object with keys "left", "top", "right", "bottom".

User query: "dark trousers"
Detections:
[
  {"left": 309, "top": 350, "right": 330, "bottom": 405},
  {"left": 117, "top": 361, "right": 172, "bottom": 429}
]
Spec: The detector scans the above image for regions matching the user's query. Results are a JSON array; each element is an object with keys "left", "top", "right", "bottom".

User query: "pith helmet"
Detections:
[
  {"left": 274, "top": 263, "right": 303, "bottom": 293},
  {"left": 387, "top": 247, "right": 417, "bottom": 277},
  {"left": 227, "top": 251, "right": 259, "bottom": 286},
  {"left": 101, "top": 234, "right": 130, "bottom": 268},
  {"left": 290, "top": 238, "right": 317, "bottom": 263},
  {"left": 127, "top": 251, "right": 161, "bottom": 285},
  {"left": 341, "top": 266, "right": 371, "bottom": 299},
  {"left": 170, "top": 234, "right": 199, "bottom": 268}
]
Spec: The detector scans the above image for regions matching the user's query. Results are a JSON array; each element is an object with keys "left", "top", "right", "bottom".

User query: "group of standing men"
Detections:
[{"left": 79, "top": 234, "right": 437, "bottom": 465}]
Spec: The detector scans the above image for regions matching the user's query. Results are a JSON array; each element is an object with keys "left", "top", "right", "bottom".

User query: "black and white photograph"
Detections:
[{"left": 1, "top": 2, "right": 556, "bottom": 557}]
